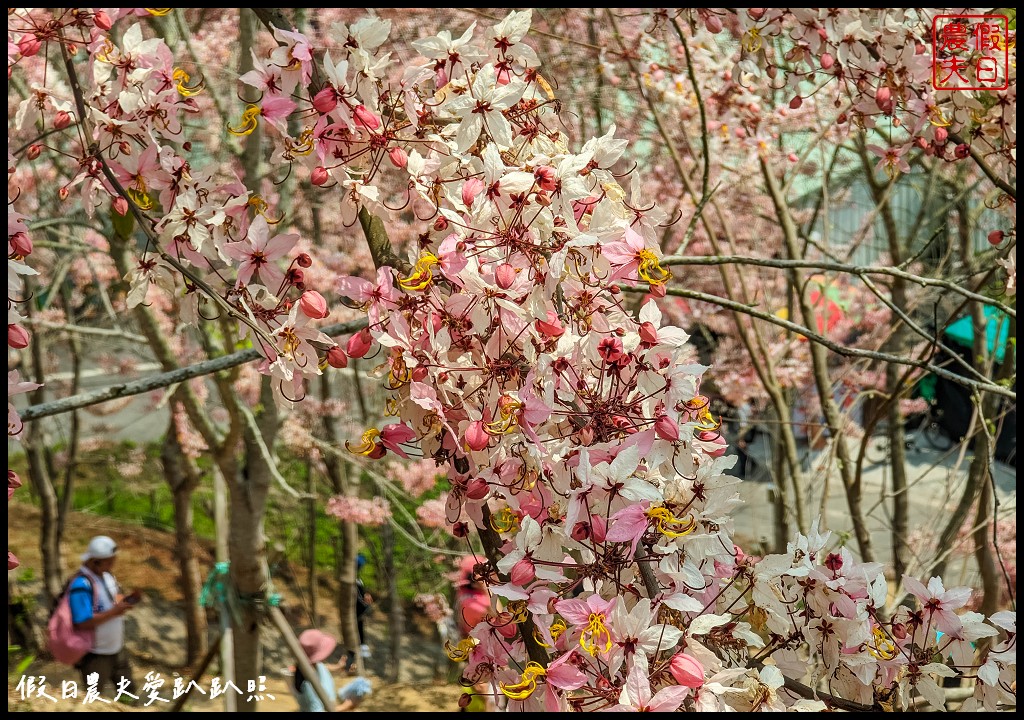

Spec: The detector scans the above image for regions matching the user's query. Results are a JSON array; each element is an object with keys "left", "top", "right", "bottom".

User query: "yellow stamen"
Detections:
[
  {"left": 580, "top": 612, "right": 613, "bottom": 657},
  {"left": 741, "top": 27, "right": 762, "bottom": 53},
  {"left": 246, "top": 194, "right": 283, "bottom": 224},
  {"left": 506, "top": 600, "right": 529, "bottom": 623},
  {"left": 489, "top": 507, "right": 520, "bottom": 533},
  {"left": 928, "top": 106, "right": 952, "bottom": 127},
  {"left": 145, "top": 8, "right": 172, "bottom": 16},
  {"left": 384, "top": 396, "right": 400, "bottom": 417},
  {"left": 127, "top": 178, "right": 154, "bottom": 211},
  {"left": 499, "top": 662, "right": 546, "bottom": 700},
  {"left": 387, "top": 354, "right": 411, "bottom": 389},
  {"left": 173, "top": 67, "right": 205, "bottom": 97},
  {"left": 289, "top": 127, "right": 316, "bottom": 156},
  {"left": 280, "top": 327, "right": 303, "bottom": 357},
  {"left": 398, "top": 252, "right": 439, "bottom": 291},
  {"left": 868, "top": 627, "right": 898, "bottom": 660},
  {"left": 684, "top": 395, "right": 719, "bottom": 431},
  {"left": 228, "top": 104, "right": 261, "bottom": 136},
  {"left": 637, "top": 249, "right": 672, "bottom": 286},
  {"left": 550, "top": 619, "right": 567, "bottom": 642},
  {"left": 646, "top": 507, "right": 697, "bottom": 538},
  {"left": 485, "top": 396, "right": 523, "bottom": 435},
  {"left": 445, "top": 637, "right": 477, "bottom": 662},
  {"left": 346, "top": 428, "right": 381, "bottom": 456}
]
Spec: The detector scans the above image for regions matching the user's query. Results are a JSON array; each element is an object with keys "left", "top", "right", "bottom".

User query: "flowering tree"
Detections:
[{"left": 8, "top": 7, "right": 1015, "bottom": 712}]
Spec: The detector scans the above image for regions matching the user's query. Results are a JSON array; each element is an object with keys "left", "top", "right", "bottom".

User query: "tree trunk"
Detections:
[
  {"left": 23, "top": 289, "right": 64, "bottom": 604},
  {"left": 762, "top": 161, "right": 875, "bottom": 561},
  {"left": 160, "top": 412, "right": 208, "bottom": 666},
  {"left": 382, "top": 520, "right": 403, "bottom": 682},
  {"left": 229, "top": 376, "right": 277, "bottom": 713}
]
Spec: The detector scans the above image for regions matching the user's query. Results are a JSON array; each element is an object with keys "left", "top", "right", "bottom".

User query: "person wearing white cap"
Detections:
[{"left": 68, "top": 535, "right": 140, "bottom": 696}]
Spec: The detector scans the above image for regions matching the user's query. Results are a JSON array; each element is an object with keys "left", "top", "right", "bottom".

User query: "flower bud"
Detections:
[
  {"left": 590, "top": 514, "right": 607, "bottom": 543},
  {"left": 299, "top": 290, "right": 329, "bottom": 319},
  {"left": 639, "top": 321, "right": 658, "bottom": 345},
  {"left": 655, "top": 415, "right": 680, "bottom": 442},
  {"left": 875, "top": 86, "right": 891, "bottom": 106},
  {"left": 510, "top": 557, "right": 536, "bottom": 586},
  {"left": 535, "top": 310, "right": 565, "bottom": 339},
  {"left": 93, "top": 10, "right": 113, "bottom": 30},
  {"left": 18, "top": 34, "right": 41, "bottom": 57},
  {"left": 353, "top": 104, "right": 380, "bottom": 130},
  {"left": 312, "top": 87, "right": 338, "bottom": 114},
  {"left": 286, "top": 268, "right": 305, "bottom": 286},
  {"left": 465, "top": 420, "right": 490, "bottom": 452},
  {"left": 8, "top": 323, "right": 30, "bottom": 349},
  {"left": 26, "top": 144, "right": 42, "bottom": 160},
  {"left": 53, "top": 111, "right": 72, "bottom": 130},
  {"left": 58, "top": 186, "right": 70, "bottom": 201},
  {"left": 411, "top": 365, "right": 428, "bottom": 382},
  {"left": 954, "top": 143, "right": 970, "bottom": 159},
  {"left": 346, "top": 328, "right": 373, "bottom": 358},
  {"left": 788, "top": 95, "right": 803, "bottom": 110},
  {"left": 388, "top": 146, "right": 408, "bottom": 169},
  {"left": 570, "top": 521, "right": 591, "bottom": 542},
  {"left": 668, "top": 652, "right": 705, "bottom": 688},
  {"left": 748, "top": 8, "right": 766, "bottom": 20},
  {"left": 296, "top": 252, "right": 312, "bottom": 268},
  {"left": 495, "top": 263, "right": 516, "bottom": 289},
  {"left": 113, "top": 196, "right": 129, "bottom": 216},
  {"left": 649, "top": 282, "right": 667, "bottom": 298},
  {"left": 311, "top": 166, "right": 329, "bottom": 186},
  {"left": 820, "top": 52, "right": 835, "bottom": 70},
  {"left": 988, "top": 230, "right": 1004, "bottom": 246},
  {"left": 933, "top": 127, "right": 948, "bottom": 144},
  {"left": 9, "top": 231, "right": 33, "bottom": 257},
  {"left": 452, "top": 521, "right": 470, "bottom": 538},
  {"left": 466, "top": 476, "right": 489, "bottom": 500},
  {"left": 704, "top": 14, "right": 723, "bottom": 33},
  {"left": 325, "top": 346, "right": 349, "bottom": 369}
]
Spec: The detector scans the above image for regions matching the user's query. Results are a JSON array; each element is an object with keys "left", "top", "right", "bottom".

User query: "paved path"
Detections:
[{"left": 730, "top": 429, "right": 1016, "bottom": 588}]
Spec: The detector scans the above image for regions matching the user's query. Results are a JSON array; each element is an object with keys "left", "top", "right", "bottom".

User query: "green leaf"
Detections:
[{"left": 110, "top": 202, "right": 135, "bottom": 240}]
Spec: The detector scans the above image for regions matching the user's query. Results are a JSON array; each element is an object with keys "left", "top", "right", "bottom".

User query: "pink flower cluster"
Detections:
[{"left": 324, "top": 495, "right": 392, "bottom": 526}]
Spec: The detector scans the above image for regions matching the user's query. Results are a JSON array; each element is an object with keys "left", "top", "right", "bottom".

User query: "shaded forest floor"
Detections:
[{"left": 7, "top": 501, "right": 464, "bottom": 712}]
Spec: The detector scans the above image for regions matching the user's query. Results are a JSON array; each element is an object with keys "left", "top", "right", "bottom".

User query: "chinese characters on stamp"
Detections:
[{"left": 932, "top": 14, "right": 1010, "bottom": 91}]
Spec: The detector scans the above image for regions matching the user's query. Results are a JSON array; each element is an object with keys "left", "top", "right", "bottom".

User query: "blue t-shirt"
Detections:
[
  {"left": 68, "top": 574, "right": 97, "bottom": 624},
  {"left": 296, "top": 662, "right": 335, "bottom": 712}
]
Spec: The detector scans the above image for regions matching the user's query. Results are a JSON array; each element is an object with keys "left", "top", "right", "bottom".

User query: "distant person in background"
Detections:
[
  {"left": 734, "top": 400, "right": 757, "bottom": 480},
  {"left": 294, "top": 629, "right": 372, "bottom": 712},
  {"left": 69, "top": 535, "right": 140, "bottom": 696},
  {"left": 345, "top": 553, "right": 373, "bottom": 671}
]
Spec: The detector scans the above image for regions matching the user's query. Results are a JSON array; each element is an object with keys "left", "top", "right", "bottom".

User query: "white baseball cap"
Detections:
[{"left": 82, "top": 536, "right": 118, "bottom": 562}]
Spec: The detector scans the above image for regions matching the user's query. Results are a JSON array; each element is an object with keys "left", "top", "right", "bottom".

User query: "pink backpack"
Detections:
[{"left": 47, "top": 573, "right": 96, "bottom": 665}]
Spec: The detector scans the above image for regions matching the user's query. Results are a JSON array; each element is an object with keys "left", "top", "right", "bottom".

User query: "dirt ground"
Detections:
[{"left": 7, "top": 501, "right": 465, "bottom": 712}]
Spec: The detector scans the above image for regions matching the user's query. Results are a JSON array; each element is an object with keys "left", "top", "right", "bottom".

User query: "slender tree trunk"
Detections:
[
  {"left": 861, "top": 151, "right": 912, "bottom": 581},
  {"left": 160, "top": 412, "right": 208, "bottom": 666},
  {"left": 307, "top": 461, "right": 318, "bottom": 624},
  {"left": 971, "top": 473, "right": 999, "bottom": 618},
  {"left": 762, "top": 161, "right": 875, "bottom": 561},
  {"left": 56, "top": 285, "right": 82, "bottom": 550},
  {"left": 229, "top": 376, "right": 277, "bottom": 713},
  {"left": 382, "top": 520, "right": 403, "bottom": 682},
  {"left": 23, "top": 289, "right": 63, "bottom": 603}
]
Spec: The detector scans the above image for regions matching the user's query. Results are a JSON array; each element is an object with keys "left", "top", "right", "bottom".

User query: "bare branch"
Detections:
[
  {"left": 17, "top": 319, "right": 368, "bottom": 424},
  {"left": 660, "top": 254, "right": 1015, "bottom": 319},
  {"left": 621, "top": 283, "right": 1014, "bottom": 400}
]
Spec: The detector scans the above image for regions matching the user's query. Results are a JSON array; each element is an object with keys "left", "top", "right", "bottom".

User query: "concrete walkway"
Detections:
[{"left": 730, "top": 429, "right": 1016, "bottom": 589}]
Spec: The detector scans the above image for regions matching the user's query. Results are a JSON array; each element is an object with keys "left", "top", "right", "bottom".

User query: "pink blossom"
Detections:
[
  {"left": 223, "top": 215, "right": 298, "bottom": 289},
  {"left": 902, "top": 575, "right": 973, "bottom": 639}
]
